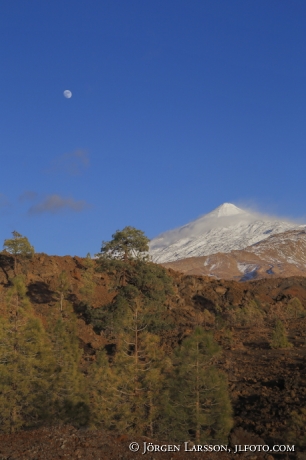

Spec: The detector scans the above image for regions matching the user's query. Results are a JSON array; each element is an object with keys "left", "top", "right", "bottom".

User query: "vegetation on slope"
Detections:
[
  {"left": 1, "top": 228, "right": 306, "bottom": 451},
  {"left": 0, "top": 228, "right": 233, "bottom": 443}
]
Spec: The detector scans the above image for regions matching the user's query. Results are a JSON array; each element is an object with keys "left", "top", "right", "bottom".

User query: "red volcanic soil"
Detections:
[{"left": 0, "top": 253, "right": 305, "bottom": 459}]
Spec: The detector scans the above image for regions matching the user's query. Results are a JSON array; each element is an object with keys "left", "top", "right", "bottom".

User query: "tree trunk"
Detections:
[
  {"left": 195, "top": 340, "right": 200, "bottom": 443},
  {"left": 134, "top": 305, "right": 139, "bottom": 396},
  {"left": 149, "top": 392, "right": 154, "bottom": 437}
]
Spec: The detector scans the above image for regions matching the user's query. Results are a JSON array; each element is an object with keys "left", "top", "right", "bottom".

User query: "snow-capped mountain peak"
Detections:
[
  {"left": 206, "top": 202, "right": 245, "bottom": 218},
  {"left": 150, "top": 203, "right": 301, "bottom": 263}
]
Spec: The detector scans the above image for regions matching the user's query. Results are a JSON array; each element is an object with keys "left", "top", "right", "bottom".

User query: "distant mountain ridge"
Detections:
[
  {"left": 162, "top": 228, "right": 306, "bottom": 280},
  {"left": 150, "top": 203, "right": 304, "bottom": 264}
]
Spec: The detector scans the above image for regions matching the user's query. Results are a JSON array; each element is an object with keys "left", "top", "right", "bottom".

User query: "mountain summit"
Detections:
[
  {"left": 206, "top": 202, "right": 245, "bottom": 217},
  {"left": 150, "top": 203, "right": 301, "bottom": 263}
]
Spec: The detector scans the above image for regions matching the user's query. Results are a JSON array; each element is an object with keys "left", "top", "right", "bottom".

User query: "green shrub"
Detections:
[
  {"left": 287, "top": 408, "right": 306, "bottom": 448},
  {"left": 235, "top": 301, "right": 264, "bottom": 327},
  {"left": 285, "top": 297, "right": 304, "bottom": 319},
  {"left": 270, "top": 320, "right": 292, "bottom": 349}
]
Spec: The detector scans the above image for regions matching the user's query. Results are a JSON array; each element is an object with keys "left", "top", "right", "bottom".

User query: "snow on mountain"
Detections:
[
  {"left": 150, "top": 203, "right": 302, "bottom": 263},
  {"left": 204, "top": 202, "right": 245, "bottom": 218},
  {"left": 162, "top": 228, "right": 306, "bottom": 280}
]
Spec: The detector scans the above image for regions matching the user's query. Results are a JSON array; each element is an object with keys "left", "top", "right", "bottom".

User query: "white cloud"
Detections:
[{"left": 28, "top": 194, "right": 90, "bottom": 215}]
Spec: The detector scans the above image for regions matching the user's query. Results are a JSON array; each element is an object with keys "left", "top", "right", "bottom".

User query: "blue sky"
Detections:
[{"left": 1, "top": 0, "right": 306, "bottom": 256}]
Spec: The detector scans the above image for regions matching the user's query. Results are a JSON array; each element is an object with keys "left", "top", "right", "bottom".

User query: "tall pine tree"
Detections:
[
  {"left": 3, "top": 231, "right": 34, "bottom": 274},
  {"left": 88, "top": 228, "right": 173, "bottom": 435},
  {"left": 166, "top": 327, "right": 233, "bottom": 443},
  {"left": 46, "top": 304, "right": 89, "bottom": 426},
  {"left": 0, "top": 276, "right": 52, "bottom": 432},
  {"left": 88, "top": 332, "right": 170, "bottom": 436}
]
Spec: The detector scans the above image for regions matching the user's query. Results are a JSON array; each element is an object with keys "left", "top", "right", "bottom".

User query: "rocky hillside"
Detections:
[{"left": 0, "top": 252, "right": 306, "bottom": 458}]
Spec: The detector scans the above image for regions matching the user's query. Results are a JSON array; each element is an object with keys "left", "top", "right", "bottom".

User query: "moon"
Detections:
[{"left": 63, "top": 90, "right": 72, "bottom": 99}]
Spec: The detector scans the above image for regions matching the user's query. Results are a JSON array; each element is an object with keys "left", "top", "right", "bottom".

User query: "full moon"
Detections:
[{"left": 63, "top": 90, "right": 72, "bottom": 98}]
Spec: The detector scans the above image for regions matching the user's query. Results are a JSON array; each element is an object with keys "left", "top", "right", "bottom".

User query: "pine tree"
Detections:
[
  {"left": 0, "top": 276, "right": 52, "bottom": 432},
  {"left": 3, "top": 231, "right": 34, "bottom": 274},
  {"left": 96, "top": 260, "right": 173, "bottom": 338},
  {"left": 141, "top": 333, "right": 172, "bottom": 437},
  {"left": 87, "top": 350, "right": 122, "bottom": 430},
  {"left": 87, "top": 227, "right": 173, "bottom": 435},
  {"left": 90, "top": 332, "right": 170, "bottom": 436},
  {"left": 94, "top": 227, "right": 173, "bottom": 336},
  {"left": 285, "top": 297, "right": 304, "bottom": 319},
  {"left": 98, "top": 226, "right": 149, "bottom": 263},
  {"left": 166, "top": 327, "right": 233, "bottom": 443},
  {"left": 270, "top": 319, "right": 292, "bottom": 348},
  {"left": 96, "top": 285, "right": 171, "bottom": 435},
  {"left": 56, "top": 270, "right": 70, "bottom": 312},
  {"left": 46, "top": 305, "right": 88, "bottom": 426},
  {"left": 96, "top": 226, "right": 149, "bottom": 286},
  {"left": 287, "top": 408, "right": 306, "bottom": 448}
]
